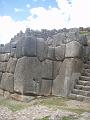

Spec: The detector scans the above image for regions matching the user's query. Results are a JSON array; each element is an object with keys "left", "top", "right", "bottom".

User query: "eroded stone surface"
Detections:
[
  {"left": 14, "top": 57, "right": 42, "bottom": 94},
  {"left": 1, "top": 73, "right": 14, "bottom": 93}
]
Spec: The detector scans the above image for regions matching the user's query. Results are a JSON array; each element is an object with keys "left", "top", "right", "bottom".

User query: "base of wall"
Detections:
[{"left": 0, "top": 89, "right": 36, "bottom": 102}]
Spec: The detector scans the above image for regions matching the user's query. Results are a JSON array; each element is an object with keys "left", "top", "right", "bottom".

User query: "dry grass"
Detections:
[{"left": 0, "top": 96, "right": 89, "bottom": 114}]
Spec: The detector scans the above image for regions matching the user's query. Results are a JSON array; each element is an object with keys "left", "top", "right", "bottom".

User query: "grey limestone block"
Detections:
[
  {"left": 16, "top": 36, "right": 37, "bottom": 58},
  {"left": 6, "top": 57, "right": 17, "bottom": 73},
  {"left": 40, "top": 79, "right": 52, "bottom": 96},
  {"left": 52, "top": 58, "right": 83, "bottom": 96},
  {"left": 65, "top": 41, "right": 82, "bottom": 58},
  {"left": 47, "top": 37, "right": 54, "bottom": 46},
  {"left": 86, "top": 34, "right": 90, "bottom": 46},
  {"left": 0, "top": 72, "right": 2, "bottom": 83},
  {"left": 55, "top": 44, "right": 65, "bottom": 61},
  {"left": 0, "top": 53, "right": 10, "bottom": 62},
  {"left": 53, "top": 61, "right": 62, "bottom": 79},
  {"left": 0, "top": 62, "right": 7, "bottom": 72},
  {"left": 42, "top": 59, "right": 53, "bottom": 80},
  {"left": 0, "top": 47, "right": 5, "bottom": 53},
  {"left": 79, "top": 34, "right": 87, "bottom": 46},
  {"left": 47, "top": 46, "right": 55, "bottom": 60},
  {"left": 82, "top": 46, "right": 90, "bottom": 61},
  {"left": 65, "top": 31, "right": 79, "bottom": 43},
  {"left": 14, "top": 56, "right": 42, "bottom": 94},
  {"left": 4, "top": 91, "right": 11, "bottom": 99},
  {"left": 0, "top": 89, "right": 4, "bottom": 96},
  {"left": 37, "top": 38, "right": 48, "bottom": 61},
  {"left": 1, "top": 73, "right": 14, "bottom": 93},
  {"left": 4, "top": 43, "right": 11, "bottom": 53},
  {"left": 52, "top": 60, "right": 66, "bottom": 96},
  {"left": 52, "top": 32, "right": 66, "bottom": 46},
  {"left": 47, "top": 32, "right": 66, "bottom": 47}
]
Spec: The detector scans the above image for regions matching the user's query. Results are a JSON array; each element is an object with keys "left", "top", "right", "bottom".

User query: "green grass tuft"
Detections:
[
  {"left": 37, "top": 116, "right": 50, "bottom": 120},
  {"left": 0, "top": 98, "right": 29, "bottom": 112},
  {"left": 62, "top": 116, "right": 72, "bottom": 120},
  {"left": 79, "top": 31, "right": 90, "bottom": 35},
  {"left": 39, "top": 97, "right": 68, "bottom": 107}
]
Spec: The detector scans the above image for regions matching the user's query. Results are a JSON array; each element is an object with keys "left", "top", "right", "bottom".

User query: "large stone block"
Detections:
[
  {"left": 14, "top": 57, "right": 42, "bottom": 94},
  {"left": 86, "top": 34, "right": 90, "bottom": 46},
  {"left": 6, "top": 57, "right": 17, "bottom": 73},
  {"left": 40, "top": 79, "right": 52, "bottom": 96},
  {"left": 0, "top": 72, "right": 2, "bottom": 83},
  {"left": 4, "top": 43, "right": 11, "bottom": 53},
  {"left": 0, "top": 47, "right": 5, "bottom": 53},
  {"left": 47, "top": 37, "right": 54, "bottom": 46},
  {"left": 65, "top": 31, "right": 79, "bottom": 43},
  {"left": 53, "top": 61, "right": 62, "bottom": 79},
  {"left": 79, "top": 35, "right": 87, "bottom": 46},
  {"left": 83, "top": 46, "right": 90, "bottom": 61},
  {"left": 0, "top": 89, "right": 4, "bottom": 96},
  {"left": 55, "top": 44, "right": 65, "bottom": 61},
  {"left": 47, "top": 47, "right": 55, "bottom": 60},
  {"left": 0, "top": 53, "right": 10, "bottom": 62},
  {"left": 37, "top": 38, "right": 48, "bottom": 61},
  {"left": 42, "top": 60, "right": 53, "bottom": 80},
  {"left": 4, "top": 91, "right": 11, "bottom": 99},
  {"left": 47, "top": 33, "right": 66, "bottom": 47},
  {"left": 65, "top": 41, "right": 82, "bottom": 58},
  {"left": 53, "top": 33, "right": 66, "bottom": 46},
  {"left": 10, "top": 93, "right": 35, "bottom": 102},
  {"left": 16, "top": 36, "right": 37, "bottom": 58},
  {"left": 52, "top": 58, "right": 83, "bottom": 96},
  {"left": 52, "top": 61, "right": 66, "bottom": 96},
  {"left": 1, "top": 73, "right": 14, "bottom": 93},
  {"left": 0, "top": 62, "right": 7, "bottom": 72}
]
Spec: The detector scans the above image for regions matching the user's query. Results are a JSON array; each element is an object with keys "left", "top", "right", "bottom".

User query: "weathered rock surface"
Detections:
[
  {"left": 65, "top": 31, "right": 79, "bottom": 43},
  {"left": 47, "top": 32, "right": 66, "bottom": 46},
  {"left": 1, "top": 73, "right": 14, "bottom": 93},
  {"left": 53, "top": 61, "right": 62, "bottom": 79},
  {"left": 0, "top": 28, "right": 89, "bottom": 99},
  {"left": 83, "top": 46, "right": 90, "bottom": 61},
  {"left": 6, "top": 57, "right": 17, "bottom": 73},
  {"left": 16, "top": 36, "right": 37, "bottom": 58},
  {"left": 14, "top": 57, "right": 42, "bottom": 94},
  {"left": 47, "top": 46, "right": 55, "bottom": 60},
  {"left": 37, "top": 38, "right": 48, "bottom": 61},
  {"left": 0, "top": 47, "right": 5, "bottom": 53},
  {"left": 65, "top": 41, "right": 82, "bottom": 58},
  {"left": 55, "top": 44, "right": 65, "bottom": 61},
  {"left": 52, "top": 58, "right": 83, "bottom": 96},
  {"left": 42, "top": 59, "right": 53, "bottom": 80},
  {"left": 0, "top": 53, "right": 10, "bottom": 62},
  {"left": 0, "top": 72, "right": 2, "bottom": 82},
  {"left": 40, "top": 79, "right": 52, "bottom": 96},
  {"left": 52, "top": 32, "right": 66, "bottom": 46},
  {"left": 0, "top": 62, "right": 7, "bottom": 72}
]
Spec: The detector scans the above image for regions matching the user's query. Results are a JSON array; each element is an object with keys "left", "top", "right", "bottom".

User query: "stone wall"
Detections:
[{"left": 0, "top": 28, "right": 89, "bottom": 100}]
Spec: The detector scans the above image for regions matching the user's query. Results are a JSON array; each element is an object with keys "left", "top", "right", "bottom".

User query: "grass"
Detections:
[
  {"left": 0, "top": 98, "right": 30, "bottom": 112},
  {"left": 37, "top": 116, "right": 73, "bottom": 120},
  {"left": 37, "top": 97, "right": 90, "bottom": 115},
  {"left": 39, "top": 96, "right": 68, "bottom": 107},
  {"left": 0, "top": 96, "right": 90, "bottom": 115},
  {"left": 38, "top": 116, "right": 50, "bottom": 120},
  {"left": 65, "top": 108, "right": 90, "bottom": 115},
  {"left": 79, "top": 31, "right": 90, "bottom": 35},
  {"left": 62, "top": 116, "right": 74, "bottom": 120}
]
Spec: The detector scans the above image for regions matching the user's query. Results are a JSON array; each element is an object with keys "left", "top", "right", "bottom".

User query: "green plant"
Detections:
[
  {"left": 38, "top": 116, "right": 50, "bottom": 120},
  {"left": 62, "top": 116, "right": 72, "bottom": 120},
  {"left": 39, "top": 97, "right": 68, "bottom": 107},
  {"left": 0, "top": 99, "right": 29, "bottom": 112},
  {"left": 79, "top": 31, "right": 90, "bottom": 35}
]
